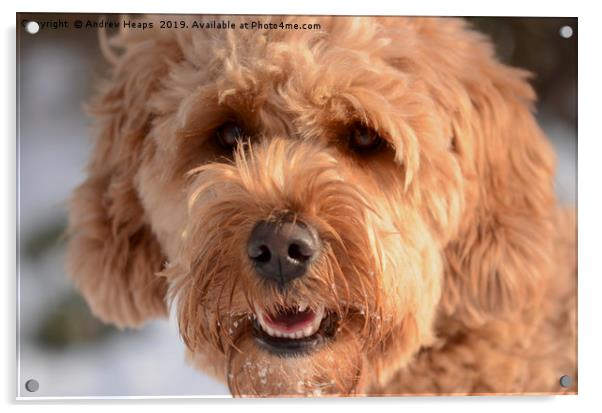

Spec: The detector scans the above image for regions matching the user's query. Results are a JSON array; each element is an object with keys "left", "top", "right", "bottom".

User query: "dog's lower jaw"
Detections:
[
  {"left": 186, "top": 329, "right": 371, "bottom": 397},
  {"left": 184, "top": 318, "right": 427, "bottom": 397}
]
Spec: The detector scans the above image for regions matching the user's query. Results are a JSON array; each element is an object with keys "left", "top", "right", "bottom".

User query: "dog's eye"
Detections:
[
  {"left": 214, "top": 121, "right": 245, "bottom": 149},
  {"left": 348, "top": 124, "right": 383, "bottom": 153}
]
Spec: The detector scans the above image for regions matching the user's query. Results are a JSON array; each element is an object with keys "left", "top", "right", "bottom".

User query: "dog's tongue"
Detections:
[{"left": 265, "top": 308, "right": 316, "bottom": 331}]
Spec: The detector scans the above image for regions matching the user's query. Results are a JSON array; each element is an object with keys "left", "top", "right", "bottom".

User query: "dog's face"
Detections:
[{"left": 68, "top": 17, "right": 556, "bottom": 396}]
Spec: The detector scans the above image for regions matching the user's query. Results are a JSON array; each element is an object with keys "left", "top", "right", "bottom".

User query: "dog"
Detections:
[{"left": 66, "top": 16, "right": 577, "bottom": 396}]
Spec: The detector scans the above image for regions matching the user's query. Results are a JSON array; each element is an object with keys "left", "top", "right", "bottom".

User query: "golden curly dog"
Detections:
[{"left": 66, "top": 16, "right": 577, "bottom": 396}]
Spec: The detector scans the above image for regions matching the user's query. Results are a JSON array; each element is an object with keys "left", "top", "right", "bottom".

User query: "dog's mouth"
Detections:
[{"left": 252, "top": 303, "right": 337, "bottom": 357}]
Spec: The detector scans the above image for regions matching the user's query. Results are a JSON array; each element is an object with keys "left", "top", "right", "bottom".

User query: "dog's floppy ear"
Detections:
[
  {"left": 67, "top": 29, "right": 181, "bottom": 328},
  {"left": 380, "top": 18, "right": 556, "bottom": 325},
  {"left": 432, "top": 21, "right": 557, "bottom": 325}
]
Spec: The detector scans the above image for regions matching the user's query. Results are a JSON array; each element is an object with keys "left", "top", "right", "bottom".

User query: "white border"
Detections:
[
  {"left": 3, "top": 0, "right": 600, "bottom": 411},
  {"left": 6, "top": 1, "right": 582, "bottom": 16}
]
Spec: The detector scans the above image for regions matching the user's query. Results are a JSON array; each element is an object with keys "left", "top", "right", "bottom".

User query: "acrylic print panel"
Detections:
[{"left": 16, "top": 13, "right": 577, "bottom": 398}]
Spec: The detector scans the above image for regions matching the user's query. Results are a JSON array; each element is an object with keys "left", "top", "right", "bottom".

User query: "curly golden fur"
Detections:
[{"left": 66, "top": 16, "right": 577, "bottom": 396}]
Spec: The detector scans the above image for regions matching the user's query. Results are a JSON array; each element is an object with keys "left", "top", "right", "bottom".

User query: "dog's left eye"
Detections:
[
  {"left": 348, "top": 124, "right": 384, "bottom": 153},
  {"left": 214, "top": 121, "right": 245, "bottom": 149}
]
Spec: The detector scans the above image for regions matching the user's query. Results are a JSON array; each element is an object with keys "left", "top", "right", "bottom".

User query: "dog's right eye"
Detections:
[
  {"left": 347, "top": 123, "right": 384, "bottom": 154},
  {"left": 214, "top": 121, "right": 245, "bottom": 149}
]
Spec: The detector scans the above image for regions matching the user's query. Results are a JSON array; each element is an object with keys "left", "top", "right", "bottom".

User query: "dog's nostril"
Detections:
[
  {"left": 253, "top": 245, "right": 271, "bottom": 263},
  {"left": 288, "top": 243, "right": 310, "bottom": 262},
  {"left": 247, "top": 218, "right": 321, "bottom": 285}
]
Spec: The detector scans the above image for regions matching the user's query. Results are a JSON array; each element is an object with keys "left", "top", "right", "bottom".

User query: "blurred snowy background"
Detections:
[{"left": 16, "top": 15, "right": 576, "bottom": 398}]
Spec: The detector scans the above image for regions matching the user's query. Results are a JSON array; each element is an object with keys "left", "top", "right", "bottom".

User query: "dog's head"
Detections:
[{"left": 67, "top": 16, "right": 556, "bottom": 396}]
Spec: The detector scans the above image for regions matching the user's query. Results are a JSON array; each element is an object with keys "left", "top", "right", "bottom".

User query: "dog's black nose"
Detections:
[{"left": 247, "top": 219, "right": 320, "bottom": 286}]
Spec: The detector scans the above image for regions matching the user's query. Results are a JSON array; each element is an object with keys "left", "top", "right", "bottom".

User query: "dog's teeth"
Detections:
[
  {"left": 264, "top": 325, "right": 278, "bottom": 337},
  {"left": 256, "top": 304, "right": 327, "bottom": 339}
]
